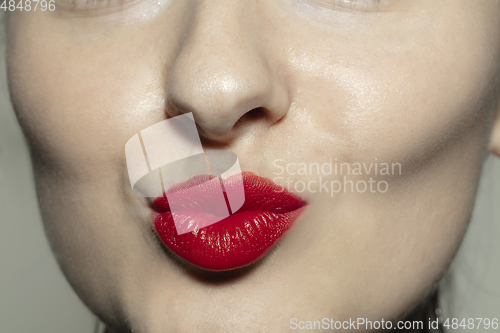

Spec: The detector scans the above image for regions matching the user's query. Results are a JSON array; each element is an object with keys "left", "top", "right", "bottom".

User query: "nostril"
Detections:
[{"left": 235, "top": 107, "right": 267, "bottom": 127}]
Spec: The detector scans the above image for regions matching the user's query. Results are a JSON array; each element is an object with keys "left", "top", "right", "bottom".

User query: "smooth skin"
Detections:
[{"left": 6, "top": 0, "right": 500, "bottom": 332}]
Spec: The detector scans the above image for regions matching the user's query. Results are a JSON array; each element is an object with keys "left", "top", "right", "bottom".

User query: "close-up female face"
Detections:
[{"left": 5, "top": 0, "right": 500, "bottom": 331}]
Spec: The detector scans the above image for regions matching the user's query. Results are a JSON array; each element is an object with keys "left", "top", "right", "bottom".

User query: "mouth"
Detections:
[{"left": 150, "top": 171, "right": 307, "bottom": 271}]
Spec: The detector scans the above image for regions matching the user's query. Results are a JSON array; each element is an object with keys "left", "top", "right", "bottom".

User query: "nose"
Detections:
[{"left": 166, "top": 0, "right": 289, "bottom": 141}]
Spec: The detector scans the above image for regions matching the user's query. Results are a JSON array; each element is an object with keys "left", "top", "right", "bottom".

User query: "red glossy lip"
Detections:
[{"left": 151, "top": 172, "right": 307, "bottom": 271}]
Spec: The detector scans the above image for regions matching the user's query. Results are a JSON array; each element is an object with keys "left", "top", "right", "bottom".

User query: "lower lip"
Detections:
[{"left": 151, "top": 172, "right": 307, "bottom": 271}]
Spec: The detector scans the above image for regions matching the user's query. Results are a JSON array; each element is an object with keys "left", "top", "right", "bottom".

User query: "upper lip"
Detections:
[{"left": 150, "top": 172, "right": 305, "bottom": 215}]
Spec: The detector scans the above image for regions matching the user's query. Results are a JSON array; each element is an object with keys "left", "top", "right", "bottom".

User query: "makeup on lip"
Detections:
[
  {"left": 151, "top": 172, "right": 307, "bottom": 271},
  {"left": 125, "top": 114, "right": 307, "bottom": 270}
]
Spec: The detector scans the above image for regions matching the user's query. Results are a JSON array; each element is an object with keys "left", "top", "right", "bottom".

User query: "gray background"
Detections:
[{"left": 0, "top": 39, "right": 499, "bottom": 333}]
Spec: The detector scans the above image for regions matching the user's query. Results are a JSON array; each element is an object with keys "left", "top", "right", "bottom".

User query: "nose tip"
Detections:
[
  {"left": 165, "top": 1, "right": 289, "bottom": 141},
  {"left": 168, "top": 67, "right": 280, "bottom": 138}
]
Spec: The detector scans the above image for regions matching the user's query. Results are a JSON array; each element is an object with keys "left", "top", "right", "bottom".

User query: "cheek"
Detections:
[
  {"left": 7, "top": 12, "right": 174, "bottom": 178},
  {"left": 282, "top": 4, "right": 500, "bottom": 169},
  {"left": 268, "top": 2, "right": 500, "bottom": 316}
]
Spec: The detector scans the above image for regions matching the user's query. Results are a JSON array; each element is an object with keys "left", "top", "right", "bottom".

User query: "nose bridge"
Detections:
[{"left": 166, "top": 0, "right": 277, "bottom": 138}]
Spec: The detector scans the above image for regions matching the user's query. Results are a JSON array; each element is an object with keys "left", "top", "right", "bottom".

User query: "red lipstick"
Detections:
[{"left": 151, "top": 172, "right": 307, "bottom": 271}]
